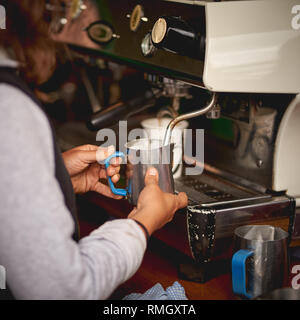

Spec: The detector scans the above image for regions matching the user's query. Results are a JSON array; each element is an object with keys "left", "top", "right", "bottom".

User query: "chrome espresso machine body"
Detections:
[{"left": 55, "top": 0, "right": 300, "bottom": 281}]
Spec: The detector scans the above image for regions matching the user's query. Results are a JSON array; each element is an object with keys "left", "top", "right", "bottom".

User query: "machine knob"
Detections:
[{"left": 151, "top": 16, "right": 205, "bottom": 59}]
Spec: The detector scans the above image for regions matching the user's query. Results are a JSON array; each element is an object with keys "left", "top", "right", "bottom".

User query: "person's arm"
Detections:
[{"left": 0, "top": 84, "right": 147, "bottom": 300}]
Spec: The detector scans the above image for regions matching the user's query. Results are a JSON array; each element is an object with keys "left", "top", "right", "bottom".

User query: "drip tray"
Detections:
[{"left": 174, "top": 173, "right": 268, "bottom": 205}]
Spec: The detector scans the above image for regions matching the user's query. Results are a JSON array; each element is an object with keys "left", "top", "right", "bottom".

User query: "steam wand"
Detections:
[{"left": 163, "top": 92, "right": 218, "bottom": 146}]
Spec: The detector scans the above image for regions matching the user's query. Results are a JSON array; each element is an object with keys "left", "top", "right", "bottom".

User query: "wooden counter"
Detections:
[{"left": 108, "top": 238, "right": 236, "bottom": 300}]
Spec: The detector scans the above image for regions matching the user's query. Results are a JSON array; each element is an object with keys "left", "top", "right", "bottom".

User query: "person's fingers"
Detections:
[
  {"left": 98, "top": 168, "right": 120, "bottom": 182},
  {"left": 106, "top": 164, "right": 121, "bottom": 177},
  {"left": 72, "top": 144, "right": 99, "bottom": 152},
  {"left": 79, "top": 150, "right": 98, "bottom": 164},
  {"left": 93, "top": 182, "right": 123, "bottom": 200},
  {"left": 99, "top": 167, "right": 108, "bottom": 180},
  {"left": 144, "top": 167, "right": 159, "bottom": 186},
  {"left": 111, "top": 174, "right": 120, "bottom": 184},
  {"left": 175, "top": 192, "right": 188, "bottom": 210},
  {"left": 96, "top": 145, "right": 115, "bottom": 163},
  {"left": 110, "top": 157, "right": 122, "bottom": 167}
]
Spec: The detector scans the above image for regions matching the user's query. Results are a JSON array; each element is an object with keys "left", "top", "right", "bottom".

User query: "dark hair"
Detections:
[{"left": 0, "top": 0, "right": 57, "bottom": 86}]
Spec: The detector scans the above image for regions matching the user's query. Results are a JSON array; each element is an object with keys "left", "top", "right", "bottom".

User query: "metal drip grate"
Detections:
[{"left": 175, "top": 173, "right": 261, "bottom": 205}]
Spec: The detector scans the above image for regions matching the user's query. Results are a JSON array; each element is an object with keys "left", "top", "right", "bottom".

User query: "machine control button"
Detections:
[
  {"left": 152, "top": 18, "right": 167, "bottom": 44},
  {"left": 86, "top": 21, "right": 120, "bottom": 45},
  {"left": 151, "top": 16, "right": 205, "bottom": 59},
  {"left": 141, "top": 32, "right": 157, "bottom": 57},
  {"left": 71, "top": 0, "right": 87, "bottom": 20},
  {"left": 127, "top": 4, "right": 148, "bottom": 32}
]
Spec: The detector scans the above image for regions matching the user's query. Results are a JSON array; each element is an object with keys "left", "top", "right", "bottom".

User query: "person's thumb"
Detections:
[
  {"left": 144, "top": 167, "right": 159, "bottom": 186},
  {"left": 96, "top": 145, "right": 115, "bottom": 163},
  {"left": 175, "top": 192, "right": 188, "bottom": 210}
]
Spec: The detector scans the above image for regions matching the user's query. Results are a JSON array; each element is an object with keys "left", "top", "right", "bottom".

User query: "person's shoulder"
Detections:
[
  {"left": 0, "top": 83, "right": 51, "bottom": 135},
  {"left": 0, "top": 83, "right": 44, "bottom": 116},
  {"left": 0, "top": 83, "right": 54, "bottom": 167}
]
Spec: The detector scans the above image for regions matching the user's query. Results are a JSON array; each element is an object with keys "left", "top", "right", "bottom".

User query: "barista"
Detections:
[{"left": 0, "top": 0, "right": 188, "bottom": 299}]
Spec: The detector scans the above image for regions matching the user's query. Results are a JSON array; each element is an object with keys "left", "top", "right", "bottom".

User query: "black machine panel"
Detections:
[{"left": 56, "top": 0, "right": 206, "bottom": 84}]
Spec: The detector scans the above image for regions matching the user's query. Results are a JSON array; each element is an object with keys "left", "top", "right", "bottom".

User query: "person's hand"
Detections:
[
  {"left": 128, "top": 167, "right": 188, "bottom": 236},
  {"left": 62, "top": 144, "right": 123, "bottom": 199}
]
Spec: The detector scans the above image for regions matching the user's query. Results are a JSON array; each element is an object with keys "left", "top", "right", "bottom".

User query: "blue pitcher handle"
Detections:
[
  {"left": 105, "top": 151, "right": 127, "bottom": 197},
  {"left": 232, "top": 249, "right": 253, "bottom": 299}
]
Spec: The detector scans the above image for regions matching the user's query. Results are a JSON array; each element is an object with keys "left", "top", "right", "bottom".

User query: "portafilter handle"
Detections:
[{"left": 86, "top": 88, "right": 161, "bottom": 131}]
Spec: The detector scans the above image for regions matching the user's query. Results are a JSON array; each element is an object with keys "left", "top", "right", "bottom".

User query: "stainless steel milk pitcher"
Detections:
[
  {"left": 232, "top": 225, "right": 289, "bottom": 299},
  {"left": 105, "top": 138, "right": 175, "bottom": 205}
]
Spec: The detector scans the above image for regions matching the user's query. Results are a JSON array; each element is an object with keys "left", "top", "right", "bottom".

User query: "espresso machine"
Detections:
[{"left": 54, "top": 0, "right": 300, "bottom": 281}]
